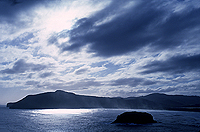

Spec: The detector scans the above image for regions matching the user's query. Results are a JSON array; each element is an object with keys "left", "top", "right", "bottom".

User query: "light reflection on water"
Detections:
[
  {"left": 0, "top": 108, "right": 200, "bottom": 131},
  {"left": 32, "top": 109, "right": 96, "bottom": 115}
]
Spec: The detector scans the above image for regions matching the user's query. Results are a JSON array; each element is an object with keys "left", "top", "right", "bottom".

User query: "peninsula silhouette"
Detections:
[{"left": 7, "top": 90, "right": 200, "bottom": 112}]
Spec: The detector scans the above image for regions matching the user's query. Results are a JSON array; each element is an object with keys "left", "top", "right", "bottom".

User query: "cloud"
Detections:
[
  {"left": 65, "top": 79, "right": 103, "bottom": 90},
  {"left": 27, "top": 73, "right": 34, "bottom": 78},
  {"left": 110, "top": 77, "right": 157, "bottom": 87},
  {"left": 1, "top": 32, "right": 35, "bottom": 48},
  {"left": 75, "top": 68, "right": 88, "bottom": 75},
  {"left": 0, "top": 0, "right": 200, "bottom": 104},
  {"left": 136, "top": 87, "right": 177, "bottom": 94},
  {"left": 0, "top": 0, "right": 49, "bottom": 36},
  {"left": 0, "top": 0, "right": 68, "bottom": 42},
  {"left": 106, "top": 86, "right": 179, "bottom": 97},
  {"left": 57, "top": 0, "right": 200, "bottom": 57},
  {"left": 0, "top": 0, "right": 49, "bottom": 21},
  {"left": 0, "top": 76, "right": 12, "bottom": 81},
  {"left": 34, "top": 78, "right": 103, "bottom": 91},
  {"left": 141, "top": 54, "right": 200, "bottom": 74},
  {"left": 90, "top": 62, "right": 121, "bottom": 77},
  {"left": 39, "top": 72, "right": 54, "bottom": 78},
  {"left": 0, "top": 59, "right": 47, "bottom": 74},
  {"left": 25, "top": 80, "right": 40, "bottom": 86}
]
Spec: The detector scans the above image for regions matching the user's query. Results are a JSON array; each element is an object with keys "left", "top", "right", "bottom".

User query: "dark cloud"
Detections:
[
  {"left": 111, "top": 77, "right": 143, "bottom": 87},
  {"left": 0, "top": 0, "right": 51, "bottom": 21},
  {"left": 57, "top": 0, "right": 200, "bottom": 57},
  {"left": 27, "top": 73, "right": 34, "bottom": 78},
  {"left": 25, "top": 80, "right": 39, "bottom": 86},
  {"left": 0, "top": 0, "right": 57, "bottom": 34},
  {"left": 66, "top": 79, "right": 102, "bottom": 89},
  {"left": 141, "top": 54, "right": 200, "bottom": 74},
  {"left": 0, "top": 59, "right": 47, "bottom": 74},
  {"left": 48, "top": 34, "right": 59, "bottom": 46},
  {"left": 0, "top": 32, "right": 35, "bottom": 48},
  {"left": 48, "top": 30, "right": 69, "bottom": 46},
  {"left": 0, "top": 61, "right": 12, "bottom": 65},
  {"left": 142, "top": 80, "right": 157, "bottom": 86},
  {"left": 111, "top": 77, "right": 157, "bottom": 87},
  {"left": 39, "top": 72, "right": 54, "bottom": 78},
  {"left": 0, "top": 76, "right": 12, "bottom": 81},
  {"left": 75, "top": 68, "right": 88, "bottom": 75}
]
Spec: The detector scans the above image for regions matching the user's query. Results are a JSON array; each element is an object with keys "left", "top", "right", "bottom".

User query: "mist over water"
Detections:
[{"left": 0, "top": 107, "right": 199, "bottom": 132}]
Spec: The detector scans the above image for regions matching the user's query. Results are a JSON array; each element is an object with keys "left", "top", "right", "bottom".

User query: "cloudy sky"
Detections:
[{"left": 0, "top": 0, "right": 200, "bottom": 104}]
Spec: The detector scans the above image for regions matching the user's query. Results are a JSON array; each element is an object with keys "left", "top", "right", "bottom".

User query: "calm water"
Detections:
[{"left": 0, "top": 107, "right": 199, "bottom": 132}]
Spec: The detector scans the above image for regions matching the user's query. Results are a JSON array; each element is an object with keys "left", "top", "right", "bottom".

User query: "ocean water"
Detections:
[{"left": 0, "top": 107, "right": 199, "bottom": 132}]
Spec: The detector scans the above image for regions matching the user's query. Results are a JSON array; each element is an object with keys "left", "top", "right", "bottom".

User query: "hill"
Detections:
[{"left": 7, "top": 90, "right": 200, "bottom": 111}]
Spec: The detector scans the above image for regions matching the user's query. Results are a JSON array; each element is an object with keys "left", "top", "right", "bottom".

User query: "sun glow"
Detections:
[{"left": 33, "top": 0, "right": 111, "bottom": 33}]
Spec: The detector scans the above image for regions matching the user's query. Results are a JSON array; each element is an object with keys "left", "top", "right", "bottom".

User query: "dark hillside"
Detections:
[{"left": 7, "top": 90, "right": 200, "bottom": 111}]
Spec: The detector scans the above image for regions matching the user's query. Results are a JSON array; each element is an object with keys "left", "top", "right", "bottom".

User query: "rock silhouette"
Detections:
[
  {"left": 112, "top": 111, "right": 157, "bottom": 124},
  {"left": 7, "top": 90, "right": 200, "bottom": 111}
]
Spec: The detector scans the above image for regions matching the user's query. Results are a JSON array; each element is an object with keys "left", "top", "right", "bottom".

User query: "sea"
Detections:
[{"left": 0, "top": 106, "right": 199, "bottom": 132}]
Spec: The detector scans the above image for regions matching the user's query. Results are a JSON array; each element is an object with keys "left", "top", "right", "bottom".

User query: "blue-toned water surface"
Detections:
[{"left": 0, "top": 107, "right": 199, "bottom": 132}]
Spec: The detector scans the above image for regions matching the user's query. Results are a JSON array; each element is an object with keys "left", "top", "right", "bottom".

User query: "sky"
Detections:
[{"left": 0, "top": 0, "right": 200, "bottom": 105}]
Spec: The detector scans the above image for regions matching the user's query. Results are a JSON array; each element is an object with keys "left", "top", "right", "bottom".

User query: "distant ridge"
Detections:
[{"left": 7, "top": 90, "right": 200, "bottom": 112}]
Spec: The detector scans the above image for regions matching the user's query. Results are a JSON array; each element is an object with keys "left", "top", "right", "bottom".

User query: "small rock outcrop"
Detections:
[{"left": 112, "top": 111, "right": 157, "bottom": 124}]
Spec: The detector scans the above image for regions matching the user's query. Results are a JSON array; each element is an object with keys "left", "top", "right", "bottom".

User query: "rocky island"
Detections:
[{"left": 112, "top": 111, "right": 157, "bottom": 124}]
